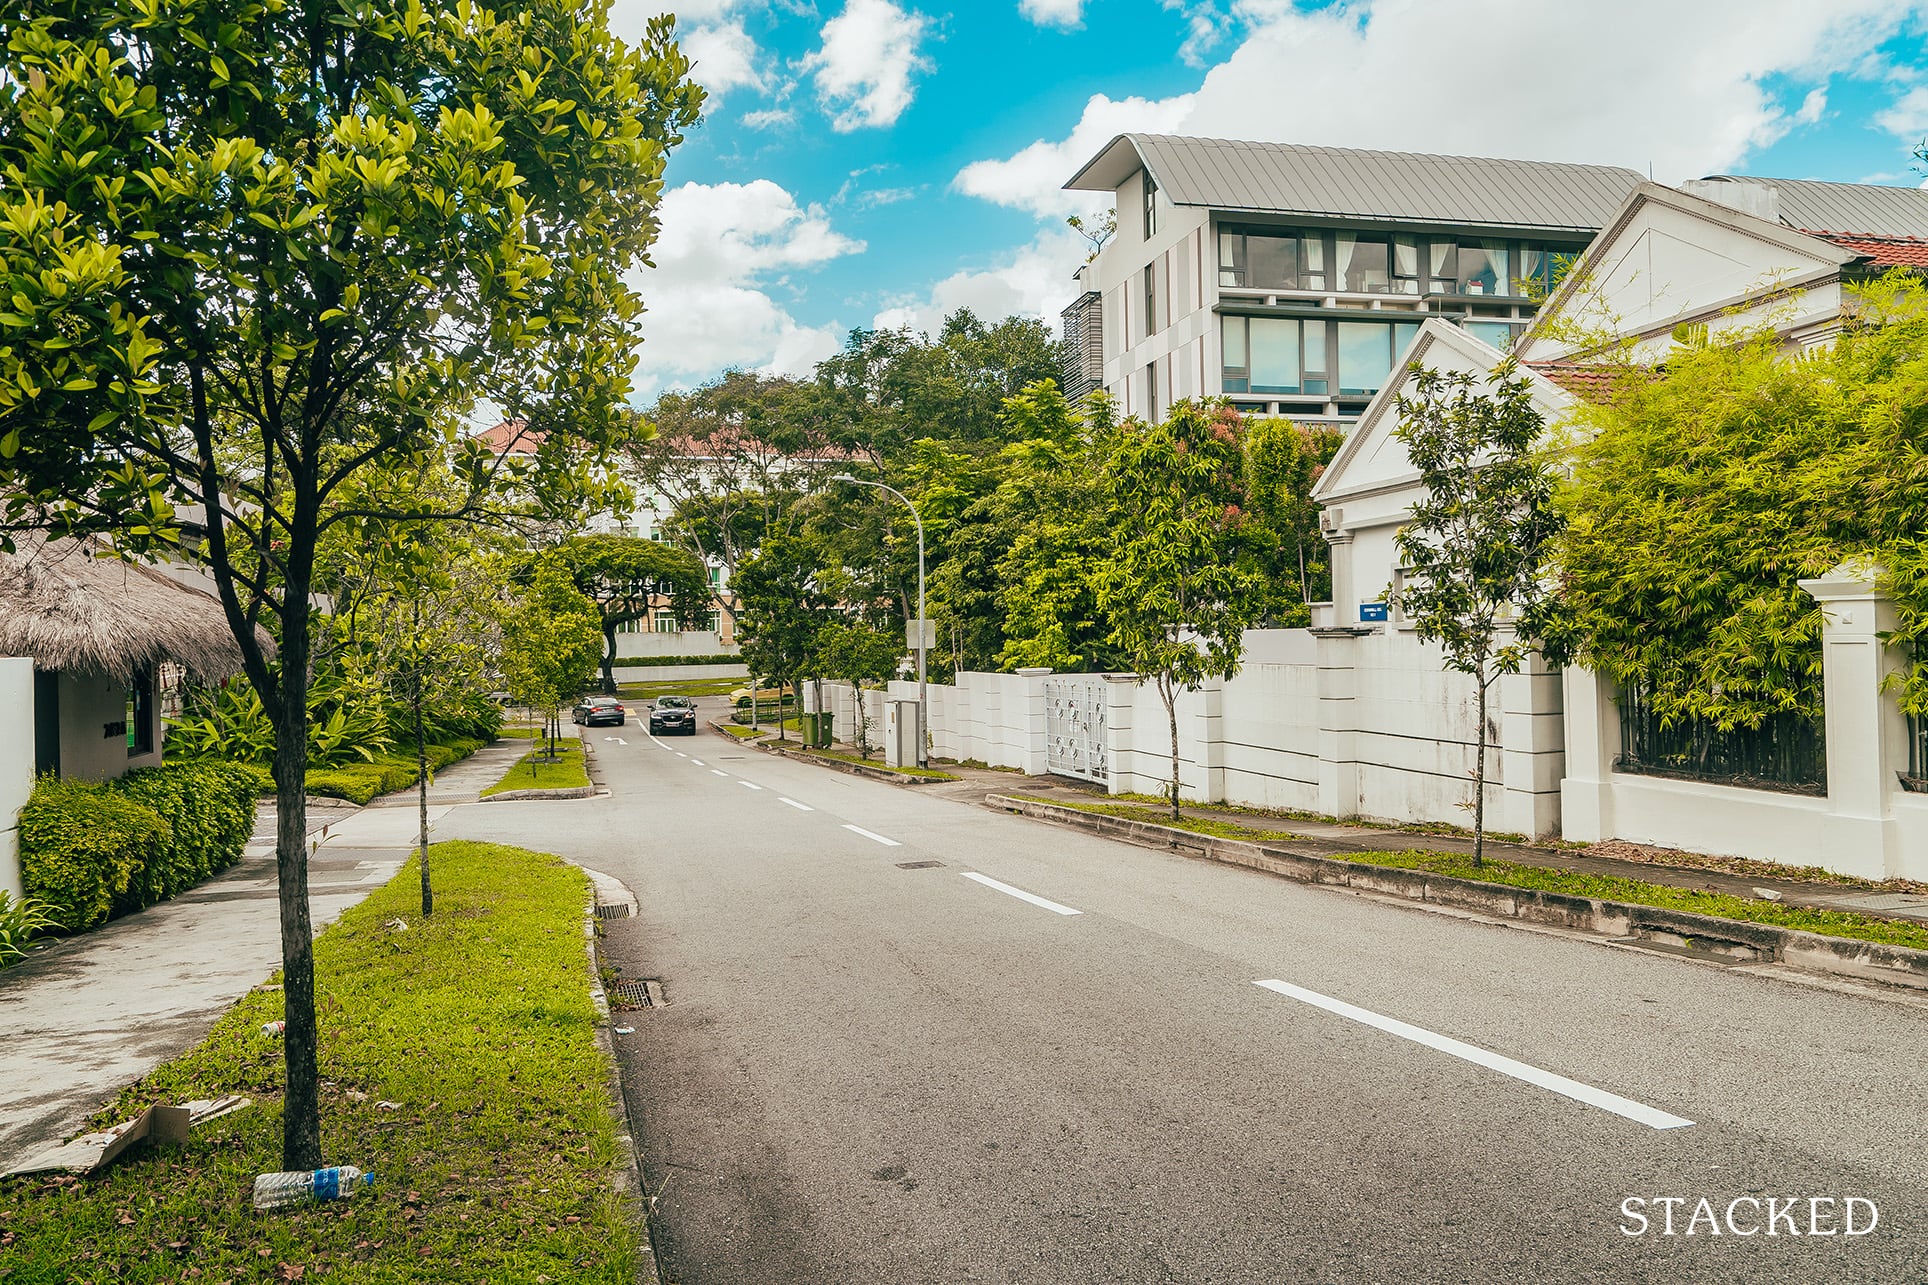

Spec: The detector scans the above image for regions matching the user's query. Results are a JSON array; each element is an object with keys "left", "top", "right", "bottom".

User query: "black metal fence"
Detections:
[
  {"left": 1615, "top": 683, "right": 1827, "bottom": 796},
  {"left": 1908, "top": 713, "right": 1927, "bottom": 791}
]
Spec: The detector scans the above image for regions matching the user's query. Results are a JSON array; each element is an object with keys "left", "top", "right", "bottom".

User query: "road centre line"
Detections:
[
  {"left": 690, "top": 758, "right": 705, "bottom": 766},
  {"left": 961, "top": 872, "right": 1082, "bottom": 917},
  {"left": 842, "top": 824, "right": 902, "bottom": 847},
  {"left": 1252, "top": 979, "right": 1693, "bottom": 1131},
  {"left": 711, "top": 769, "right": 729, "bottom": 777},
  {"left": 675, "top": 752, "right": 687, "bottom": 758},
  {"left": 739, "top": 780, "right": 762, "bottom": 790},
  {"left": 779, "top": 797, "right": 813, "bottom": 811}
]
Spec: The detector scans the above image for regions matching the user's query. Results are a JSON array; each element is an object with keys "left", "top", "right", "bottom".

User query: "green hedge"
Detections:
[
  {"left": 17, "top": 761, "right": 258, "bottom": 932},
  {"left": 304, "top": 739, "right": 486, "bottom": 805},
  {"left": 615, "top": 653, "right": 741, "bottom": 668}
]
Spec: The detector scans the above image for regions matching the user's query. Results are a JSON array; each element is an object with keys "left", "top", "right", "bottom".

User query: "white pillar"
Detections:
[
  {"left": 1799, "top": 563, "right": 1906, "bottom": 879},
  {"left": 1559, "top": 666, "right": 1618, "bottom": 843},
  {"left": 1192, "top": 677, "right": 1226, "bottom": 804},
  {"left": 1014, "top": 668, "right": 1052, "bottom": 776},
  {"left": 0, "top": 658, "right": 35, "bottom": 901},
  {"left": 1500, "top": 653, "right": 1565, "bottom": 841},
  {"left": 1314, "top": 630, "right": 1364, "bottom": 818},
  {"left": 1103, "top": 674, "right": 1138, "bottom": 796}
]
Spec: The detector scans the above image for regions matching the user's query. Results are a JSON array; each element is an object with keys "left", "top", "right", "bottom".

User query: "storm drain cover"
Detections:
[
  {"left": 896, "top": 860, "right": 944, "bottom": 870},
  {"left": 595, "top": 902, "right": 631, "bottom": 920},
  {"left": 611, "top": 980, "right": 666, "bottom": 1008}
]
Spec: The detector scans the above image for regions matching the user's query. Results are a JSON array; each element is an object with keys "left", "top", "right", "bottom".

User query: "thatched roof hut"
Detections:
[{"left": 0, "top": 533, "right": 270, "bottom": 684}]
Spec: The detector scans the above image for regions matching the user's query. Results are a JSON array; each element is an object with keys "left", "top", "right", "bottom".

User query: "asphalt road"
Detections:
[{"left": 444, "top": 708, "right": 1928, "bottom": 1284}]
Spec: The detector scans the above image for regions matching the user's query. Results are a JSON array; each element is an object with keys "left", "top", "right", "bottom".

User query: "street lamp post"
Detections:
[{"left": 833, "top": 473, "right": 927, "bottom": 769}]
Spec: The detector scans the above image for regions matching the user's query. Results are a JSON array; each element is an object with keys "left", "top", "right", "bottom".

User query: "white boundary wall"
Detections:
[{"left": 0, "top": 658, "right": 33, "bottom": 900}]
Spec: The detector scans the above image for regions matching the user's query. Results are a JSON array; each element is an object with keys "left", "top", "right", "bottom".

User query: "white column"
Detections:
[
  {"left": 1314, "top": 631, "right": 1363, "bottom": 818},
  {"left": 1103, "top": 674, "right": 1138, "bottom": 796},
  {"left": 1192, "top": 677, "right": 1226, "bottom": 804},
  {"left": 0, "top": 658, "right": 34, "bottom": 901},
  {"left": 1559, "top": 666, "right": 1618, "bottom": 843},
  {"left": 1799, "top": 563, "right": 1906, "bottom": 878},
  {"left": 1014, "top": 668, "right": 1052, "bottom": 776},
  {"left": 1500, "top": 654, "right": 1565, "bottom": 841}
]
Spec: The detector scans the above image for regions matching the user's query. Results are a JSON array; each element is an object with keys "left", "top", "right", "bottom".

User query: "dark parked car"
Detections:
[
  {"left": 649, "top": 695, "right": 698, "bottom": 735},
  {"left": 572, "top": 695, "right": 626, "bottom": 727}
]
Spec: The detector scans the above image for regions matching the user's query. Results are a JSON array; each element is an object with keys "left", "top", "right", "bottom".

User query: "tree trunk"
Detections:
[
  {"left": 600, "top": 621, "right": 618, "bottom": 695},
  {"left": 413, "top": 676, "right": 432, "bottom": 918},
  {"left": 776, "top": 679, "right": 788, "bottom": 743},
  {"left": 1473, "top": 667, "right": 1489, "bottom": 869},
  {"left": 269, "top": 632, "right": 321, "bottom": 1172},
  {"left": 1161, "top": 674, "right": 1181, "bottom": 823}
]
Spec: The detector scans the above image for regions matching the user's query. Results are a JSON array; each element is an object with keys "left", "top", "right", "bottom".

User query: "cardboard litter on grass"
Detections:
[{"left": 4, "top": 1096, "right": 251, "bottom": 1177}]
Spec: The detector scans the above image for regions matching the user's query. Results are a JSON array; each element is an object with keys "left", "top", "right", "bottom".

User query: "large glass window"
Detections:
[
  {"left": 1142, "top": 170, "right": 1158, "bottom": 240},
  {"left": 1222, "top": 317, "right": 1328, "bottom": 395},
  {"left": 1458, "top": 240, "right": 1512, "bottom": 296},
  {"left": 1219, "top": 230, "right": 1322, "bottom": 291},
  {"left": 1335, "top": 322, "right": 1420, "bottom": 396},
  {"left": 1392, "top": 236, "right": 1421, "bottom": 294},
  {"left": 654, "top": 610, "right": 679, "bottom": 633},
  {"left": 1429, "top": 242, "right": 1458, "bottom": 294},
  {"left": 1336, "top": 235, "right": 1390, "bottom": 293},
  {"left": 1249, "top": 319, "right": 1301, "bottom": 394},
  {"left": 1143, "top": 263, "right": 1158, "bottom": 338},
  {"left": 1464, "top": 320, "right": 1517, "bottom": 350},
  {"left": 126, "top": 672, "right": 154, "bottom": 756}
]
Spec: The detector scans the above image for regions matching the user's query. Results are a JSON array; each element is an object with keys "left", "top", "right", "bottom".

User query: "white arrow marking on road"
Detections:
[
  {"left": 1251, "top": 979, "right": 1694, "bottom": 1131},
  {"left": 604, "top": 737, "right": 627, "bottom": 746},
  {"left": 739, "top": 780, "right": 762, "bottom": 790},
  {"left": 961, "top": 871, "right": 1081, "bottom": 916},
  {"left": 778, "top": 797, "right": 812, "bottom": 811},
  {"left": 842, "top": 824, "right": 901, "bottom": 847}
]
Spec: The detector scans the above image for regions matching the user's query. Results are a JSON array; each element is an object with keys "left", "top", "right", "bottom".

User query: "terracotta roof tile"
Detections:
[
  {"left": 1805, "top": 232, "right": 1928, "bottom": 269},
  {"left": 1525, "top": 361, "right": 1650, "bottom": 405}
]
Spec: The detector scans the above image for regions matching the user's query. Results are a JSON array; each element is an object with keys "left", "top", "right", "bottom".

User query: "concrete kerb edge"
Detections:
[
  {"left": 985, "top": 793, "right": 1928, "bottom": 995},
  {"left": 573, "top": 868, "right": 665, "bottom": 1285},
  {"left": 707, "top": 720, "right": 950, "bottom": 786}
]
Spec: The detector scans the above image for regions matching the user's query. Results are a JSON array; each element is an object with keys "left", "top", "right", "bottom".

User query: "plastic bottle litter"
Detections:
[
  {"left": 261, "top": 1020, "right": 285, "bottom": 1036},
  {"left": 252, "top": 1165, "right": 374, "bottom": 1210}
]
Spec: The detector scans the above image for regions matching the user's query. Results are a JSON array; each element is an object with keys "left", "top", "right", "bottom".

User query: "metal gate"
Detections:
[{"left": 1044, "top": 675, "right": 1108, "bottom": 784}]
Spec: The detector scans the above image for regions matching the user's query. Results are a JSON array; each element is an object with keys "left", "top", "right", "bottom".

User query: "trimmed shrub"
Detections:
[
  {"left": 19, "top": 777, "right": 171, "bottom": 932},
  {"left": 111, "top": 762, "right": 258, "bottom": 902},
  {"left": 303, "top": 740, "right": 485, "bottom": 805}
]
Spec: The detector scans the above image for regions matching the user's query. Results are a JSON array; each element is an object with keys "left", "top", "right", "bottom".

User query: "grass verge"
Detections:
[
  {"left": 802, "top": 748, "right": 958, "bottom": 780},
  {"left": 1102, "top": 790, "right": 1535, "bottom": 846},
  {"left": 716, "top": 724, "right": 767, "bottom": 740},
  {"left": 615, "top": 677, "right": 741, "bottom": 699},
  {"left": 1010, "top": 794, "right": 1305, "bottom": 843},
  {"left": 480, "top": 741, "right": 590, "bottom": 798},
  {"left": 0, "top": 840, "right": 636, "bottom": 1282},
  {"left": 1350, "top": 849, "right": 1928, "bottom": 952}
]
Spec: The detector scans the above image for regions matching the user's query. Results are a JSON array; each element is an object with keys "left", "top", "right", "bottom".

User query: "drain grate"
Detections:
[
  {"left": 595, "top": 902, "right": 631, "bottom": 920},
  {"left": 896, "top": 860, "right": 944, "bottom": 870},
  {"left": 610, "top": 979, "right": 666, "bottom": 1008}
]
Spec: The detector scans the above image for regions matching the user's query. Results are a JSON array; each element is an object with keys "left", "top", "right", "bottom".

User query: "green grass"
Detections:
[
  {"left": 1102, "top": 790, "right": 1534, "bottom": 846},
  {"left": 717, "top": 724, "right": 767, "bottom": 740},
  {"left": 802, "top": 748, "right": 958, "bottom": 780},
  {"left": 1010, "top": 795, "right": 1305, "bottom": 843},
  {"left": 939, "top": 758, "right": 1023, "bottom": 774},
  {"left": 479, "top": 741, "right": 590, "bottom": 798},
  {"left": 1015, "top": 793, "right": 1928, "bottom": 953},
  {"left": 494, "top": 726, "right": 543, "bottom": 739},
  {"left": 614, "top": 676, "right": 740, "bottom": 699},
  {"left": 1349, "top": 849, "right": 1928, "bottom": 952},
  {"left": 0, "top": 841, "right": 636, "bottom": 1282}
]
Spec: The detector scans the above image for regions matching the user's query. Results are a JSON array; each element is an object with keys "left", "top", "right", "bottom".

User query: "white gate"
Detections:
[{"left": 1044, "top": 675, "right": 1108, "bottom": 784}]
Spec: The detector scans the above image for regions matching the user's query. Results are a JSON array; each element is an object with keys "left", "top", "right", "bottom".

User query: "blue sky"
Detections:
[{"left": 605, "top": 0, "right": 1928, "bottom": 402}]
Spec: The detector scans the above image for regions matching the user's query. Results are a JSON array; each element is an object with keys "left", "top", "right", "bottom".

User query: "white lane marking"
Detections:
[
  {"left": 1252, "top": 979, "right": 1694, "bottom": 1131},
  {"left": 739, "top": 780, "right": 762, "bottom": 790},
  {"left": 604, "top": 736, "right": 628, "bottom": 745},
  {"left": 711, "top": 769, "right": 729, "bottom": 777},
  {"left": 842, "top": 824, "right": 902, "bottom": 847},
  {"left": 961, "top": 872, "right": 1082, "bottom": 917},
  {"left": 690, "top": 759, "right": 705, "bottom": 767},
  {"left": 779, "top": 797, "right": 813, "bottom": 811},
  {"left": 675, "top": 752, "right": 687, "bottom": 758}
]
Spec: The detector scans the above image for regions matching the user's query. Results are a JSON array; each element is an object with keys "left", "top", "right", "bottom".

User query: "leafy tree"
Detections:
[
  {"left": 547, "top": 534, "right": 710, "bottom": 693},
  {"left": 1392, "top": 362, "right": 1565, "bottom": 865},
  {"left": 1096, "top": 400, "right": 1264, "bottom": 820},
  {"left": 1242, "top": 417, "right": 1343, "bottom": 624},
  {"left": 1557, "top": 275, "right": 1928, "bottom": 735},
  {"left": 0, "top": 0, "right": 700, "bottom": 1167},
  {"left": 498, "top": 563, "right": 604, "bottom": 759},
  {"left": 733, "top": 531, "right": 837, "bottom": 742},
  {"left": 812, "top": 620, "right": 904, "bottom": 757}
]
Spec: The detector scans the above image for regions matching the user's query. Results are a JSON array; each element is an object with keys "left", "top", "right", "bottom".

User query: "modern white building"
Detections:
[{"left": 1059, "top": 133, "right": 1642, "bottom": 426}]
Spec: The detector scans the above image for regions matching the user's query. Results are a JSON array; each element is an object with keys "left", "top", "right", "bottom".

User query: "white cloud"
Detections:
[
  {"left": 801, "top": 0, "right": 933, "bottom": 132},
  {"left": 682, "top": 20, "right": 766, "bottom": 101},
  {"left": 1018, "top": 0, "right": 1083, "bottom": 28},
  {"left": 628, "top": 180, "right": 863, "bottom": 398},
  {"left": 1876, "top": 85, "right": 1928, "bottom": 140},
  {"left": 960, "top": 0, "right": 1928, "bottom": 218},
  {"left": 954, "top": 92, "right": 1194, "bottom": 218},
  {"left": 873, "top": 226, "right": 1089, "bottom": 339},
  {"left": 741, "top": 107, "right": 796, "bottom": 130}
]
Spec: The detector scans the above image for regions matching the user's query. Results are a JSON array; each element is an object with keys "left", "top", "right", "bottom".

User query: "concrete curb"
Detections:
[
  {"left": 476, "top": 785, "right": 596, "bottom": 803},
  {"left": 576, "top": 869, "right": 665, "bottom": 1285},
  {"left": 987, "top": 793, "right": 1928, "bottom": 995},
  {"left": 710, "top": 720, "right": 954, "bottom": 786}
]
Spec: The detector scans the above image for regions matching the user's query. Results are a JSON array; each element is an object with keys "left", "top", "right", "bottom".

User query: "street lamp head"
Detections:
[{"left": 832, "top": 472, "right": 858, "bottom": 484}]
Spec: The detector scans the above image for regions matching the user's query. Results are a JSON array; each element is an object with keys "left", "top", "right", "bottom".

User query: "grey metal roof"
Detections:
[
  {"left": 1699, "top": 174, "right": 1928, "bottom": 238},
  {"left": 1065, "top": 134, "right": 1644, "bottom": 233}
]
